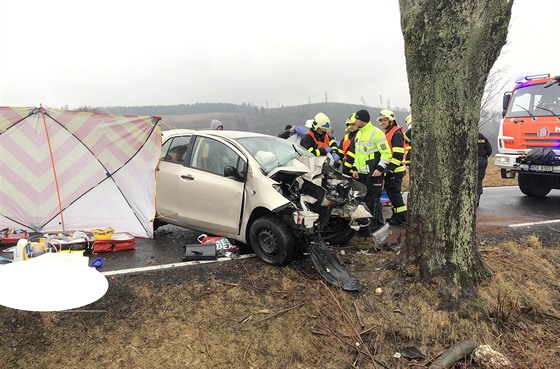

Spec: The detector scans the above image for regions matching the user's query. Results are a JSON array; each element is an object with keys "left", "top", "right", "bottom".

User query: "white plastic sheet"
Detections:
[{"left": 0, "top": 254, "right": 108, "bottom": 311}]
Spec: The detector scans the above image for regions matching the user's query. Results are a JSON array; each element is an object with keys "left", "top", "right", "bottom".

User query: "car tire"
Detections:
[
  {"left": 321, "top": 218, "right": 356, "bottom": 246},
  {"left": 249, "top": 216, "right": 295, "bottom": 266},
  {"left": 152, "top": 218, "right": 165, "bottom": 235},
  {"left": 518, "top": 173, "right": 552, "bottom": 197}
]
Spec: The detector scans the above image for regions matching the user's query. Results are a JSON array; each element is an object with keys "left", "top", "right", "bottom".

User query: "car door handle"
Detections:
[{"left": 181, "top": 174, "right": 194, "bottom": 180}]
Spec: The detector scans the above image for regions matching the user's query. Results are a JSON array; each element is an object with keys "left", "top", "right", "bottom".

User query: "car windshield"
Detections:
[
  {"left": 506, "top": 83, "right": 560, "bottom": 118},
  {"left": 236, "top": 136, "right": 313, "bottom": 174}
]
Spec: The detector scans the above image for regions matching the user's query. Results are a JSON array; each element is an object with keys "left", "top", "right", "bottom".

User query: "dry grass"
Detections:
[
  {"left": 1, "top": 230, "right": 559, "bottom": 369},
  {"left": 401, "top": 157, "right": 515, "bottom": 191},
  {"left": 0, "top": 161, "right": 554, "bottom": 369}
]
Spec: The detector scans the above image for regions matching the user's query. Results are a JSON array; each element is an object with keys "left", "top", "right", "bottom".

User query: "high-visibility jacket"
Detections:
[
  {"left": 352, "top": 122, "right": 391, "bottom": 174},
  {"left": 300, "top": 129, "right": 339, "bottom": 156},
  {"left": 340, "top": 130, "right": 358, "bottom": 156},
  {"left": 340, "top": 130, "right": 358, "bottom": 175},
  {"left": 384, "top": 123, "right": 407, "bottom": 174},
  {"left": 404, "top": 128, "right": 412, "bottom": 166}
]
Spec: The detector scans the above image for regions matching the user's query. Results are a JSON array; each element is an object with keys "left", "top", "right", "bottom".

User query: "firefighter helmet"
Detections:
[
  {"left": 346, "top": 113, "right": 356, "bottom": 125},
  {"left": 345, "top": 113, "right": 356, "bottom": 131},
  {"left": 377, "top": 109, "right": 395, "bottom": 122},
  {"left": 405, "top": 114, "right": 412, "bottom": 128},
  {"left": 312, "top": 112, "right": 331, "bottom": 130}
]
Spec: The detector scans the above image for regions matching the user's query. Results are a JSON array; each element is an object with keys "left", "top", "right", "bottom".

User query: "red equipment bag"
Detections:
[
  {"left": 93, "top": 233, "right": 135, "bottom": 253},
  {"left": 0, "top": 229, "right": 29, "bottom": 245}
]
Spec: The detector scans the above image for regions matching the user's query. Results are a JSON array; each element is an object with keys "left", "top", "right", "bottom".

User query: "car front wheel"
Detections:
[
  {"left": 320, "top": 217, "right": 356, "bottom": 246},
  {"left": 249, "top": 216, "right": 294, "bottom": 266}
]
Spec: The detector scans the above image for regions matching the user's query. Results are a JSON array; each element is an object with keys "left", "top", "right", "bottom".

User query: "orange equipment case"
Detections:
[{"left": 93, "top": 233, "right": 135, "bottom": 253}]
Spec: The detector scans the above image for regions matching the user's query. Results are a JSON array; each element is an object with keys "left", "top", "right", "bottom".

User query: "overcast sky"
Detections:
[{"left": 0, "top": 0, "right": 558, "bottom": 110}]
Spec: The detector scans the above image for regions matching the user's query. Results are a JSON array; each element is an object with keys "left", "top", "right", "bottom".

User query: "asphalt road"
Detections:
[
  {"left": 6, "top": 186, "right": 558, "bottom": 273},
  {"left": 476, "top": 186, "right": 560, "bottom": 225}
]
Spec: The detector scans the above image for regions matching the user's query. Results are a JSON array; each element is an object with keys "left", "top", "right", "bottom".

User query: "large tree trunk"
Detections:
[{"left": 399, "top": 0, "right": 513, "bottom": 301}]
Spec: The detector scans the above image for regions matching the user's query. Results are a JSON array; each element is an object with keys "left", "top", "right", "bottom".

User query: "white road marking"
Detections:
[
  {"left": 101, "top": 253, "right": 256, "bottom": 276},
  {"left": 509, "top": 219, "right": 560, "bottom": 228}
]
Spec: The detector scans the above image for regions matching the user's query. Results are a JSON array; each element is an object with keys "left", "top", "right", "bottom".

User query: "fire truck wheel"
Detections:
[{"left": 518, "top": 173, "right": 552, "bottom": 197}]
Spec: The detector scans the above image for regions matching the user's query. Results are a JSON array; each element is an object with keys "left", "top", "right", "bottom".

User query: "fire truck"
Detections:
[{"left": 495, "top": 74, "right": 560, "bottom": 197}]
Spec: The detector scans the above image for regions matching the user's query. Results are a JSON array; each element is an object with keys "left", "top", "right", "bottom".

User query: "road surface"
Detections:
[
  {"left": 4, "top": 187, "right": 558, "bottom": 273},
  {"left": 476, "top": 186, "right": 560, "bottom": 225}
]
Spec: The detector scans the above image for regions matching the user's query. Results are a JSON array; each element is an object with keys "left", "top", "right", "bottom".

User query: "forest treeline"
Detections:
[
  {"left": 98, "top": 102, "right": 410, "bottom": 138},
  {"left": 94, "top": 101, "right": 498, "bottom": 146}
]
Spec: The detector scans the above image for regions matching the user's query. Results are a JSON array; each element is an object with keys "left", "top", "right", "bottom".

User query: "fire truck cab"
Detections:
[{"left": 494, "top": 74, "right": 560, "bottom": 197}]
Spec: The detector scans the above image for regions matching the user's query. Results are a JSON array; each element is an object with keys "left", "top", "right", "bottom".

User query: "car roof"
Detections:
[{"left": 161, "top": 128, "right": 272, "bottom": 141}]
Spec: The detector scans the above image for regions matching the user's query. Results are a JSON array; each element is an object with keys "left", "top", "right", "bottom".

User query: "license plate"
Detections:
[{"left": 528, "top": 165, "right": 553, "bottom": 172}]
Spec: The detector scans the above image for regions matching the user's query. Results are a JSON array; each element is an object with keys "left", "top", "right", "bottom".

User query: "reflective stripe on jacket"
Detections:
[
  {"left": 385, "top": 124, "right": 406, "bottom": 174},
  {"left": 353, "top": 122, "right": 391, "bottom": 174},
  {"left": 301, "top": 130, "right": 333, "bottom": 156},
  {"left": 404, "top": 128, "right": 412, "bottom": 166},
  {"left": 340, "top": 130, "right": 358, "bottom": 175},
  {"left": 300, "top": 129, "right": 340, "bottom": 156}
]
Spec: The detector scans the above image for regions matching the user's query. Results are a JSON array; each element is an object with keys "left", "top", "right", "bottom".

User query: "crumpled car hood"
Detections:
[
  {"left": 268, "top": 156, "right": 326, "bottom": 183},
  {"left": 267, "top": 155, "right": 369, "bottom": 228}
]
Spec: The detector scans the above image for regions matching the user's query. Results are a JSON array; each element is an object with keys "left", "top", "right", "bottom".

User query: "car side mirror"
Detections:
[
  {"left": 502, "top": 92, "right": 511, "bottom": 118},
  {"left": 543, "top": 75, "right": 560, "bottom": 88},
  {"left": 224, "top": 165, "right": 244, "bottom": 181}
]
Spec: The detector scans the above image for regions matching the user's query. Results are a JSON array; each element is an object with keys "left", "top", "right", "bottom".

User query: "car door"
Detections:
[
  {"left": 177, "top": 136, "right": 245, "bottom": 235},
  {"left": 156, "top": 134, "right": 192, "bottom": 222}
]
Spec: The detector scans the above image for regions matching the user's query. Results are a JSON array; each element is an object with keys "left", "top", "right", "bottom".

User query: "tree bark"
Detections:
[{"left": 398, "top": 0, "right": 514, "bottom": 301}]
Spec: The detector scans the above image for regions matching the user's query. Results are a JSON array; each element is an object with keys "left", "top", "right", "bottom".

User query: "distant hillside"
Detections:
[
  {"left": 99, "top": 102, "right": 410, "bottom": 139},
  {"left": 98, "top": 101, "right": 500, "bottom": 151}
]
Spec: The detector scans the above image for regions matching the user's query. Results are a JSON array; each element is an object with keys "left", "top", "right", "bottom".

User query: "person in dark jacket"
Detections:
[
  {"left": 477, "top": 132, "right": 493, "bottom": 206},
  {"left": 300, "top": 112, "right": 341, "bottom": 165},
  {"left": 377, "top": 109, "right": 407, "bottom": 225},
  {"left": 278, "top": 125, "right": 294, "bottom": 139}
]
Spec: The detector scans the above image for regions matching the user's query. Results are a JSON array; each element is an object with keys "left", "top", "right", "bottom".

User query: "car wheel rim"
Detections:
[{"left": 258, "top": 229, "right": 278, "bottom": 255}]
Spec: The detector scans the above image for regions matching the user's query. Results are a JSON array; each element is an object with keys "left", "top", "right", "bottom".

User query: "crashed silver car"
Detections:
[{"left": 155, "top": 129, "right": 374, "bottom": 289}]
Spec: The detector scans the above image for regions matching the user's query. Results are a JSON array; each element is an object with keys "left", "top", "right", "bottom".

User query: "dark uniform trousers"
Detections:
[
  {"left": 384, "top": 171, "right": 406, "bottom": 222},
  {"left": 357, "top": 174, "right": 385, "bottom": 235},
  {"left": 477, "top": 156, "right": 488, "bottom": 202}
]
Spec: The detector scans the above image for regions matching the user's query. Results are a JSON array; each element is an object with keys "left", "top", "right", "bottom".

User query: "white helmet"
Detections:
[
  {"left": 405, "top": 114, "right": 412, "bottom": 129},
  {"left": 377, "top": 109, "right": 395, "bottom": 122},
  {"left": 312, "top": 112, "right": 331, "bottom": 130}
]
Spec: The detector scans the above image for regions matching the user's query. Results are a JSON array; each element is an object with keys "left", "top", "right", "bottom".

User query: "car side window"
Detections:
[
  {"left": 162, "top": 136, "right": 191, "bottom": 164},
  {"left": 160, "top": 139, "right": 172, "bottom": 161},
  {"left": 190, "top": 137, "right": 243, "bottom": 177}
]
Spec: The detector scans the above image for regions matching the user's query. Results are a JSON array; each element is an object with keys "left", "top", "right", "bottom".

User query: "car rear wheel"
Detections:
[
  {"left": 249, "top": 216, "right": 294, "bottom": 266},
  {"left": 153, "top": 218, "right": 165, "bottom": 234}
]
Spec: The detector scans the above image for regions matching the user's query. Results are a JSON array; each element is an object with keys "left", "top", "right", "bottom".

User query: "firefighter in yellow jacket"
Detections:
[
  {"left": 350, "top": 109, "right": 392, "bottom": 233},
  {"left": 377, "top": 109, "right": 407, "bottom": 225}
]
